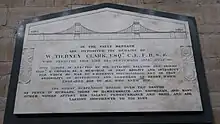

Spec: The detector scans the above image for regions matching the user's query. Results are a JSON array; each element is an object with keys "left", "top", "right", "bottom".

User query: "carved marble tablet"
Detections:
[{"left": 14, "top": 7, "right": 203, "bottom": 114}]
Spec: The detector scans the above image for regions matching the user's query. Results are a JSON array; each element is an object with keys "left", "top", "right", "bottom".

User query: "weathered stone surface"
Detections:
[
  {"left": 213, "top": 108, "right": 220, "bottom": 124},
  {"left": 210, "top": 92, "right": 220, "bottom": 108},
  {"left": 197, "top": 0, "right": 219, "bottom": 4},
  {"left": 138, "top": 0, "right": 161, "bottom": 4},
  {"left": 25, "top": 0, "right": 54, "bottom": 7},
  {"left": 97, "top": 0, "right": 117, "bottom": 4},
  {"left": 8, "top": 7, "right": 69, "bottom": 25},
  {"left": 0, "top": 0, "right": 11, "bottom": 6},
  {"left": 10, "top": 0, "right": 25, "bottom": 7},
  {"left": 3, "top": 75, "right": 10, "bottom": 98},
  {"left": 203, "top": 5, "right": 220, "bottom": 24},
  {"left": 145, "top": 5, "right": 205, "bottom": 25},
  {"left": 0, "top": 75, "right": 10, "bottom": 97},
  {"left": 0, "top": 97, "right": 6, "bottom": 111},
  {"left": 144, "top": 4, "right": 192, "bottom": 13},
  {"left": 138, "top": 0, "right": 198, "bottom": 4},
  {"left": 0, "top": 26, "right": 16, "bottom": 38},
  {"left": 203, "top": 57, "right": 220, "bottom": 72},
  {"left": 206, "top": 70, "right": 220, "bottom": 92},
  {"left": 0, "top": 7, "right": 7, "bottom": 26},
  {"left": 192, "top": 13, "right": 205, "bottom": 25},
  {"left": 126, "top": 0, "right": 138, "bottom": 5},
  {"left": 72, "top": 0, "right": 97, "bottom": 5},
  {"left": 0, "top": 4, "right": 6, "bottom": 7},
  {"left": 116, "top": 0, "right": 126, "bottom": 4},
  {"left": 201, "top": 35, "right": 220, "bottom": 58},
  {"left": 7, "top": 7, "right": 35, "bottom": 27},
  {"left": 199, "top": 34, "right": 206, "bottom": 56},
  {"left": 0, "top": 63, "right": 12, "bottom": 76},
  {"left": 0, "top": 110, "right": 4, "bottom": 124},
  {"left": 34, "top": 7, "right": 67, "bottom": 16},
  {"left": 198, "top": 24, "right": 220, "bottom": 34},
  {"left": 55, "top": 0, "right": 71, "bottom": 6},
  {"left": 69, "top": 4, "right": 84, "bottom": 9},
  {"left": 0, "top": 38, "right": 14, "bottom": 61}
]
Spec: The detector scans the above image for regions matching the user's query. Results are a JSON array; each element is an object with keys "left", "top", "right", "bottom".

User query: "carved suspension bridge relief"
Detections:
[{"left": 28, "top": 21, "right": 187, "bottom": 41}]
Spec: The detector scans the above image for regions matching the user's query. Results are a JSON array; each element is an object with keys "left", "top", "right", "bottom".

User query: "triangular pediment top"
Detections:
[
  {"left": 23, "top": 3, "right": 193, "bottom": 24},
  {"left": 23, "top": 4, "right": 190, "bottom": 35}
]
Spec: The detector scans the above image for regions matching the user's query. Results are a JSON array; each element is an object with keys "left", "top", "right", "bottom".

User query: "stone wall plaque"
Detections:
[{"left": 4, "top": 3, "right": 213, "bottom": 124}]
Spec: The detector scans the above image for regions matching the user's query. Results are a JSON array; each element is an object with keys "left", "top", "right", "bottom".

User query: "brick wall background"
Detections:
[{"left": 0, "top": 0, "right": 220, "bottom": 123}]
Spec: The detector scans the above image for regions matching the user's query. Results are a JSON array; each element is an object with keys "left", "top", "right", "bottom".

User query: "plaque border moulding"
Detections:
[
  {"left": 18, "top": 47, "right": 35, "bottom": 84},
  {"left": 4, "top": 3, "right": 213, "bottom": 124}
]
